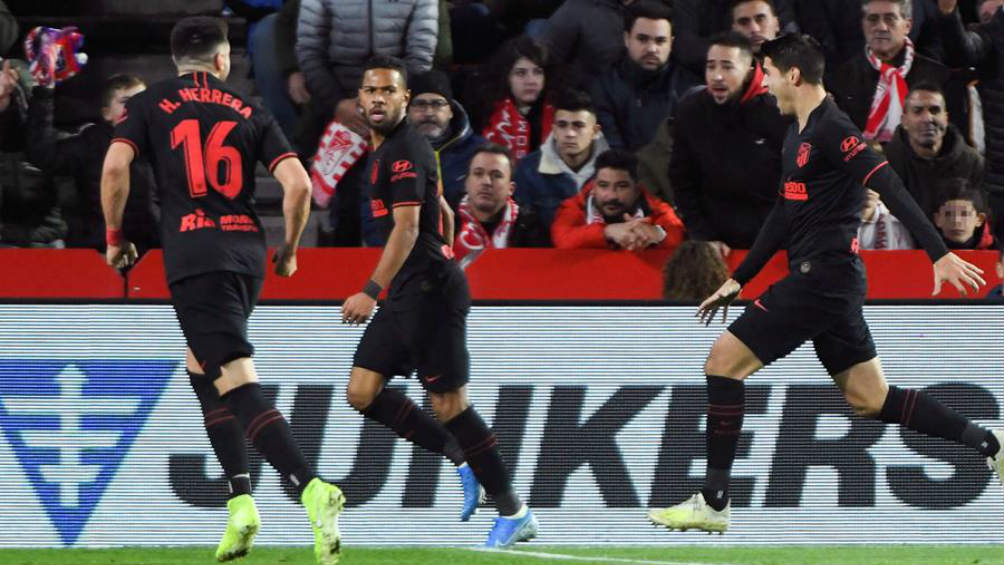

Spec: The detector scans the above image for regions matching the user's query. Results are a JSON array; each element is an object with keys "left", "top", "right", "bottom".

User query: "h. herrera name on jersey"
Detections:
[{"left": 0, "top": 360, "right": 175, "bottom": 546}]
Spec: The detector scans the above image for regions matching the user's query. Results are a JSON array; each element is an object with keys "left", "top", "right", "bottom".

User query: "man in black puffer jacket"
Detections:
[
  {"left": 670, "top": 32, "right": 790, "bottom": 252},
  {"left": 935, "top": 0, "right": 1003, "bottom": 242},
  {"left": 591, "top": 0, "right": 699, "bottom": 151}
]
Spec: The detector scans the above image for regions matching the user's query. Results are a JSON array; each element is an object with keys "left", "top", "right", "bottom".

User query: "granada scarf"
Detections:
[
  {"left": 453, "top": 195, "right": 519, "bottom": 260},
  {"left": 482, "top": 97, "right": 554, "bottom": 162},
  {"left": 863, "top": 37, "right": 915, "bottom": 142}
]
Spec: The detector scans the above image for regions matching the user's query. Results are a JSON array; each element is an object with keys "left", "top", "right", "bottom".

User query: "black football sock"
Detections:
[
  {"left": 701, "top": 375, "right": 744, "bottom": 512},
  {"left": 360, "top": 387, "right": 466, "bottom": 465},
  {"left": 444, "top": 406, "right": 522, "bottom": 516},
  {"left": 223, "top": 382, "right": 316, "bottom": 495},
  {"left": 188, "top": 371, "right": 251, "bottom": 498},
  {"left": 879, "top": 386, "right": 1000, "bottom": 456}
]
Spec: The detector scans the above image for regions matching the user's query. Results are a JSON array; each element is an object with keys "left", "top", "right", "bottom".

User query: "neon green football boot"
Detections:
[
  {"left": 215, "top": 494, "right": 260, "bottom": 561},
  {"left": 648, "top": 492, "right": 729, "bottom": 533},
  {"left": 301, "top": 478, "right": 346, "bottom": 565}
]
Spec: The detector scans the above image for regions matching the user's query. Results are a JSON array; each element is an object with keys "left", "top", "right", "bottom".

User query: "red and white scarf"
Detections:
[
  {"left": 863, "top": 37, "right": 915, "bottom": 142},
  {"left": 453, "top": 195, "right": 519, "bottom": 260},
  {"left": 310, "top": 120, "right": 368, "bottom": 207},
  {"left": 482, "top": 97, "right": 554, "bottom": 162}
]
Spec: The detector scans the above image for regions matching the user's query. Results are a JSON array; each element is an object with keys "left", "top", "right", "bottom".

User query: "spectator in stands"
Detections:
[
  {"left": 858, "top": 188, "right": 916, "bottom": 249},
  {"left": 885, "top": 83, "right": 984, "bottom": 218},
  {"left": 296, "top": 0, "right": 438, "bottom": 138},
  {"left": 592, "top": 0, "right": 699, "bottom": 151},
  {"left": 254, "top": 0, "right": 308, "bottom": 143},
  {"left": 672, "top": 0, "right": 798, "bottom": 75},
  {"left": 932, "top": 179, "right": 998, "bottom": 249},
  {"left": 670, "top": 32, "right": 788, "bottom": 253},
  {"left": 0, "top": 62, "right": 66, "bottom": 248},
  {"left": 542, "top": 0, "right": 639, "bottom": 85},
  {"left": 828, "top": 0, "right": 968, "bottom": 142},
  {"left": 475, "top": 36, "right": 556, "bottom": 163},
  {"left": 798, "top": 0, "right": 948, "bottom": 74},
  {"left": 26, "top": 75, "right": 160, "bottom": 255},
  {"left": 662, "top": 240, "right": 730, "bottom": 301},
  {"left": 453, "top": 143, "right": 548, "bottom": 261},
  {"left": 407, "top": 70, "right": 484, "bottom": 207},
  {"left": 551, "top": 148, "right": 684, "bottom": 250},
  {"left": 0, "top": 0, "right": 16, "bottom": 56},
  {"left": 513, "top": 89, "right": 609, "bottom": 230},
  {"left": 730, "top": 0, "right": 781, "bottom": 54},
  {"left": 935, "top": 0, "right": 1003, "bottom": 243}
]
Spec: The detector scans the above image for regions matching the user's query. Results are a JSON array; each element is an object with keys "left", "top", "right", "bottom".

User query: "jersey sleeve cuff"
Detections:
[
  {"left": 268, "top": 152, "right": 299, "bottom": 174},
  {"left": 112, "top": 137, "right": 139, "bottom": 156}
]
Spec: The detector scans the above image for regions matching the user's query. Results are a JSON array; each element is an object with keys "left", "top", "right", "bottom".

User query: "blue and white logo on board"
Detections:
[{"left": 0, "top": 360, "right": 175, "bottom": 546}]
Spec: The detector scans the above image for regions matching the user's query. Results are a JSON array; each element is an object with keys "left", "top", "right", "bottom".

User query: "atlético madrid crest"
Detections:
[{"left": 797, "top": 142, "right": 812, "bottom": 168}]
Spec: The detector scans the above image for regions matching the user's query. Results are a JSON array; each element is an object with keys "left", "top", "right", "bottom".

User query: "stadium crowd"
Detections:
[{"left": 0, "top": 0, "right": 1001, "bottom": 299}]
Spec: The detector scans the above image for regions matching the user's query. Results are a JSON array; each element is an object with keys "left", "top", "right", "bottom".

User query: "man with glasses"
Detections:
[{"left": 406, "top": 70, "right": 484, "bottom": 207}]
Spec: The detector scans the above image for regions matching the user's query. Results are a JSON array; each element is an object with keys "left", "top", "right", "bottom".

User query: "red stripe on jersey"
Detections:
[
  {"left": 112, "top": 137, "right": 139, "bottom": 156},
  {"left": 268, "top": 152, "right": 298, "bottom": 173},
  {"left": 862, "top": 161, "right": 888, "bottom": 186},
  {"left": 392, "top": 201, "right": 421, "bottom": 208}
]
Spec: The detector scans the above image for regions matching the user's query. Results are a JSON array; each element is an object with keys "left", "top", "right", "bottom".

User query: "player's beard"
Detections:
[{"left": 368, "top": 107, "right": 405, "bottom": 136}]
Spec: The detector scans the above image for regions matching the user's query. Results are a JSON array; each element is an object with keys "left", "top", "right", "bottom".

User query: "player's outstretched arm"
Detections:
[
  {"left": 932, "top": 253, "right": 986, "bottom": 296},
  {"left": 100, "top": 141, "right": 137, "bottom": 269},
  {"left": 271, "top": 157, "right": 312, "bottom": 277},
  {"left": 342, "top": 205, "right": 420, "bottom": 324},
  {"left": 696, "top": 278, "right": 742, "bottom": 326},
  {"left": 856, "top": 153, "right": 985, "bottom": 295}
]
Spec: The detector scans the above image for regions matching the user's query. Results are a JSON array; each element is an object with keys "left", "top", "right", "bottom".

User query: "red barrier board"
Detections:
[
  {"left": 0, "top": 249, "right": 124, "bottom": 298},
  {"left": 0, "top": 249, "right": 999, "bottom": 300}
]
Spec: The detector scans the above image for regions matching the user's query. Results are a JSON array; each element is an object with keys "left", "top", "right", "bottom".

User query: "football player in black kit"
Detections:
[
  {"left": 339, "top": 55, "right": 538, "bottom": 548},
  {"left": 100, "top": 17, "right": 344, "bottom": 564},
  {"left": 648, "top": 34, "right": 1003, "bottom": 533}
]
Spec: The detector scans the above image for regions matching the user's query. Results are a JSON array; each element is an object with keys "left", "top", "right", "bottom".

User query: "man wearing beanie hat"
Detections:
[{"left": 407, "top": 70, "right": 485, "bottom": 207}]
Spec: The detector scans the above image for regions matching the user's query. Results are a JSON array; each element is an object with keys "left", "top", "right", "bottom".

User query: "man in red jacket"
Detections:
[{"left": 551, "top": 148, "right": 685, "bottom": 249}]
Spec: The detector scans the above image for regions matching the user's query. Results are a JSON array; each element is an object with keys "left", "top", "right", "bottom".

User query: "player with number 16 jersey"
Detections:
[
  {"left": 112, "top": 69, "right": 294, "bottom": 284},
  {"left": 102, "top": 16, "right": 344, "bottom": 565}
]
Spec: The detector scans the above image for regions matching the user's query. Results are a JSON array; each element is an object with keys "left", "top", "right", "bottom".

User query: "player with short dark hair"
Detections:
[
  {"left": 648, "top": 33, "right": 1003, "bottom": 533},
  {"left": 100, "top": 16, "right": 345, "bottom": 565},
  {"left": 340, "top": 55, "right": 538, "bottom": 548}
]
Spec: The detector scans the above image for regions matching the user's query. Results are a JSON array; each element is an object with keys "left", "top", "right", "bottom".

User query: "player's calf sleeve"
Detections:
[
  {"left": 444, "top": 406, "right": 522, "bottom": 515},
  {"left": 879, "top": 386, "right": 1000, "bottom": 456},
  {"left": 702, "top": 375, "right": 745, "bottom": 511},
  {"left": 188, "top": 371, "right": 251, "bottom": 498},
  {"left": 360, "top": 387, "right": 466, "bottom": 465},
  {"left": 223, "top": 382, "right": 316, "bottom": 494}
]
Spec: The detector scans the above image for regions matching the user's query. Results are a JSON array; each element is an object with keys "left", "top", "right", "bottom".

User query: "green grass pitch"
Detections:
[{"left": 0, "top": 545, "right": 1001, "bottom": 565}]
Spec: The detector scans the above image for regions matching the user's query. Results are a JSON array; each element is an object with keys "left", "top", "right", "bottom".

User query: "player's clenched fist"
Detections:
[{"left": 105, "top": 242, "right": 138, "bottom": 270}]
